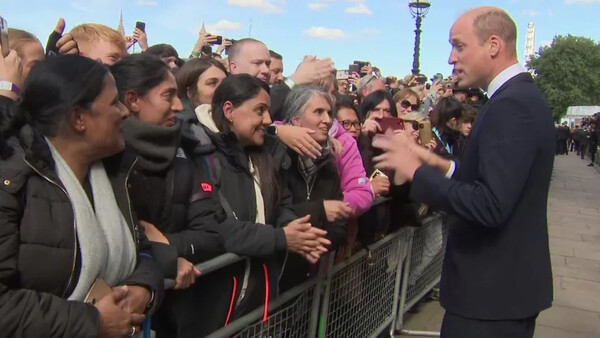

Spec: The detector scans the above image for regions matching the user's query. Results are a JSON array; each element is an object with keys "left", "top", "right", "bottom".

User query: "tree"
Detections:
[{"left": 528, "top": 35, "right": 600, "bottom": 121}]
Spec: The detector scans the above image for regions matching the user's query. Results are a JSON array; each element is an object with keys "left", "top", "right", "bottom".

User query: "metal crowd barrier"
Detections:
[
  {"left": 395, "top": 213, "right": 447, "bottom": 337},
  {"left": 152, "top": 213, "right": 446, "bottom": 338},
  {"left": 319, "top": 228, "right": 412, "bottom": 338}
]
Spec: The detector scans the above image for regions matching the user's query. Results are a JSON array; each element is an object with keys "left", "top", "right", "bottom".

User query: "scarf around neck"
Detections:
[
  {"left": 297, "top": 141, "right": 331, "bottom": 190},
  {"left": 123, "top": 117, "right": 182, "bottom": 172},
  {"left": 45, "top": 139, "right": 136, "bottom": 301}
]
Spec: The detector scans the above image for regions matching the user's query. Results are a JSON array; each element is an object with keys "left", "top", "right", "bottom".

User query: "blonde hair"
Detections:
[
  {"left": 393, "top": 88, "right": 420, "bottom": 104},
  {"left": 70, "top": 23, "right": 126, "bottom": 52},
  {"left": 7, "top": 28, "right": 41, "bottom": 57}
]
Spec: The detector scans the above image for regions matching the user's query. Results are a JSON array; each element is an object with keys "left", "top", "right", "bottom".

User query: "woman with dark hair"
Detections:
[
  {"left": 110, "top": 53, "right": 227, "bottom": 337},
  {"left": 145, "top": 43, "right": 181, "bottom": 73},
  {"left": 429, "top": 96, "right": 463, "bottom": 159},
  {"left": 0, "top": 55, "right": 163, "bottom": 337},
  {"left": 175, "top": 57, "right": 228, "bottom": 122},
  {"left": 356, "top": 90, "right": 395, "bottom": 197},
  {"left": 358, "top": 89, "right": 398, "bottom": 136},
  {"left": 335, "top": 96, "right": 361, "bottom": 140},
  {"left": 175, "top": 74, "right": 330, "bottom": 336},
  {"left": 455, "top": 104, "right": 477, "bottom": 159}
]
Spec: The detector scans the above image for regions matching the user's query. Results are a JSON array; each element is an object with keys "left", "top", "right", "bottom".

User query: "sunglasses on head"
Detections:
[
  {"left": 341, "top": 120, "right": 361, "bottom": 130},
  {"left": 400, "top": 100, "right": 420, "bottom": 111}
]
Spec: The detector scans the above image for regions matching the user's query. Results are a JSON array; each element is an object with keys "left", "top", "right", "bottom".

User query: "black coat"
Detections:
[
  {"left": 410, "top": 72, "right": 554, "bottom": 320},
  {"left": 279, "top": 149, "right": 347, "bottom": 291},
  {"left": 0, "top": 126, "right": 164, "bottom": 337},
  {"left": 155, "top": 120, "right": 298, "bottom": 337}
]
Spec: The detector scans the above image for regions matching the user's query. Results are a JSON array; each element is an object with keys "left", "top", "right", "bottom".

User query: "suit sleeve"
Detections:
[
  {"left": 0, "top": 187, "right": 100, "bottom": 337},
  {"left": 410, "top": 97, "right": 539, "bottom": 228}
]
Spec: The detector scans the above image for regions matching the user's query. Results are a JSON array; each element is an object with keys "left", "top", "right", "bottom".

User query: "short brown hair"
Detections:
[
  {"left": 473, "top": 8, "right": 517, "bottom": 54},
  {"left": 176, "top": 57, "right": 229, "bottom": 106},
  {"left": 70, "top": 23, "right": 126, "bottom": 52},
  {"left": 7, "top": 28, "right": 40, "bottom": 57}
]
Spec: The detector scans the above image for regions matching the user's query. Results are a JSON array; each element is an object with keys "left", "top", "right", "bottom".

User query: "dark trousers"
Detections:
[
  {"left": 581, "top": 144, "right": 588, "bottom": 159},
  {"left": 441, "top": 311, "right": 538, "bottom": 338}
]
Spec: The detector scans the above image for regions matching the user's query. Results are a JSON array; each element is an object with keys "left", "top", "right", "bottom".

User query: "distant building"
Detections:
[
  {"left": 563, "top": 106, "right": 600, "bottom": 126},
  {"left": 524, "top": 22, "right": 535, "bottom": 70},
  {"left": 117, "top": 10, "right": 125, "bottom": 37}
]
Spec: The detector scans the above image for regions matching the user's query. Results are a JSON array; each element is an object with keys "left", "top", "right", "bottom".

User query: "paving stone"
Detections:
[
  {"left": 537, "top": 305, "right": 600, "bottom": 334},
  {"left": 534, "top": 325, "right": 600, "bottom": 338}
]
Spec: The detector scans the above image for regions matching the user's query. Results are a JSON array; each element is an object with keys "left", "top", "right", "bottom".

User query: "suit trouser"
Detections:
[{"left": 441, "top": 311, "right": 538, "bottom": 338}]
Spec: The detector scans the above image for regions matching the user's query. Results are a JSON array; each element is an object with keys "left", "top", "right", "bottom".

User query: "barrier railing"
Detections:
[
  {"left": 319, "top": 228, "right": 411, "bottom": 338},
  {"left": 153, "top": 213, "right": 446, "bottom": 337},
  {"left": 395, "top": 213, "right": 447, "bottom": 337}
]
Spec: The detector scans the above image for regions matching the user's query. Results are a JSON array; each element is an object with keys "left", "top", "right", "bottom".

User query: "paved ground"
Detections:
[{"left": 397, "top": 154, "right": 600, "bottom": 338}]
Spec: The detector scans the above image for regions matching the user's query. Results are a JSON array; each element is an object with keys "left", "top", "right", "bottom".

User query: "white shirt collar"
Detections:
[{"left": 486, "top": 63, "right": 525, "bottom": 98}]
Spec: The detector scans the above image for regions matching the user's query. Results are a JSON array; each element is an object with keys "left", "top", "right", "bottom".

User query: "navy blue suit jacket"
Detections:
[{"left": 410, "top": 72, "right": 554, "bottom": 320}]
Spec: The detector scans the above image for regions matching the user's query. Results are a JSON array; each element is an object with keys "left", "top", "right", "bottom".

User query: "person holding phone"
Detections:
[
  {"left": 0, "top": 39, "right": 22, "bottom": 103},
  {"left": 7, "top": 28, "right": 44, "bottom": 87}
]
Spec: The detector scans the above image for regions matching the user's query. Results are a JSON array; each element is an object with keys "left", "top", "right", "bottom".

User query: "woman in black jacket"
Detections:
[
  {"left": 110, "top": 53, "right": 229, "bottom": 337},
  {"left": 429, "top": 96, "right": 463, "bottom": 160},
  {"left": 169, "top": 74, "right": 331, "bottom": 336},
  {"left": 0, "top": 55, "right": 163, "bottom": 337},
  {"left": 278, "top": 85, "right": 348, "bottom": 291}
]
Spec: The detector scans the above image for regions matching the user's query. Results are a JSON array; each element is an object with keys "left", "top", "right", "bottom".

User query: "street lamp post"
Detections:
[{"left": 408, "top": 0, "right": 431, "bottom": 75}]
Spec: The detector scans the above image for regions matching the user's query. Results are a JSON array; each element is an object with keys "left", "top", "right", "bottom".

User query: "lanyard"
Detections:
[{"left": 432, "top": 127, "right": 453, "bottom": 154}]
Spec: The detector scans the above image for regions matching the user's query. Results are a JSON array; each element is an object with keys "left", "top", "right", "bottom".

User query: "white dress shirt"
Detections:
[{"left": 486, "top": 63, "right": 526, "bottom": 99}]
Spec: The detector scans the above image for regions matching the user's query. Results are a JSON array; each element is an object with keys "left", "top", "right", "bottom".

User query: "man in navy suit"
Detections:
[{"left": 373, "top": 7, "right": 554, "bottom": 338}]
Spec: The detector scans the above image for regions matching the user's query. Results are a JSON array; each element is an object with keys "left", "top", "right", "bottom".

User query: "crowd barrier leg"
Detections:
[
  {"left": 394, "top": 214, "right": 447, "bottom": 337},
  {"left": 319, "top": 228, "right": 411, "bottom": 338}
]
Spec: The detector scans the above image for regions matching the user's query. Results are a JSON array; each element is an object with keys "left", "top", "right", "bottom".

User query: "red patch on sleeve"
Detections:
[{"left": 201, "top": 183, "right": 213, "bottom": 192}]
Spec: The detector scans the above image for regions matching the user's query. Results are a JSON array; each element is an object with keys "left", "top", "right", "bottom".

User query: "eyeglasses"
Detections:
[
  {"left": 341, "top": 120, "right": 362, "bottom": 130},
  {"left": 400, "top": 100, "right": 420, "bottom": 111}
]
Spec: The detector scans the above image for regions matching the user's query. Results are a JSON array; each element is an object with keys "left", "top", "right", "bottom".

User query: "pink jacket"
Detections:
[{"left": 330, "top": 120, "right": 374, "bottom": 216}]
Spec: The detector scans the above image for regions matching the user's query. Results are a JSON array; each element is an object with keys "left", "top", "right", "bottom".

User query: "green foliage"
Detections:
[{"left": 528, "top": 35, "right": 600, "bottom": 121}]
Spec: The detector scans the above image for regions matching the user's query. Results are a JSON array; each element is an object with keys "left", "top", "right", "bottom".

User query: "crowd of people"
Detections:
[
  {"left": 0, "top": 6, "right": 562, "bottom": 338},
  {"left": 555, "top": 115, "right": 599, "bottom": 167}
]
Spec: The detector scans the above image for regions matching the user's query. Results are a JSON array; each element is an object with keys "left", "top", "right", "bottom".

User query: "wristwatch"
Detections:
[
  {"left": 266, "top": 125, "right": 278, "bottom": 136},
  {"left": 0, "top": 81, "right": 20, "bottom": 95}
]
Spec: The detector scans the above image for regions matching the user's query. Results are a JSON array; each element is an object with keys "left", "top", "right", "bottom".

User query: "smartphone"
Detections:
[
  {"left": 369, "top": 169, "right": 388, "bottom": 181},
  {"left": 336, "top": 69, "right": 349, "bottom": 80},
  {"left": 378, "top": 117, "right": 404, "bottom": 133},
  {"left": 419, "top": 121, "right": 433, "bottom": 146},
  {"left": 135, "top": 21, "right": 146, "bottom": 32},
  {"left": 225, "top": 38, "right": 236, "bottom": 55},
  {"left": 211, "top": 35, "right": 223, "bottom": 45},
  {"left": 348, "top": 64, "right": 360, "bottom": 76},
  {"left": 0, "top": 16, "right": 9, "bottom": 57}
]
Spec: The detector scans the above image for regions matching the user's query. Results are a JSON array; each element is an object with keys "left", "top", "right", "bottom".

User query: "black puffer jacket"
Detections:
[
  {"left": 154, "top": 118, "right": 297, "bottom": 337},
  {"left": 279, "top": 149, "right": 347, "bottom": 291},
  {"left": 0, "top": 126, "right": 164, "bottom": 338}
]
